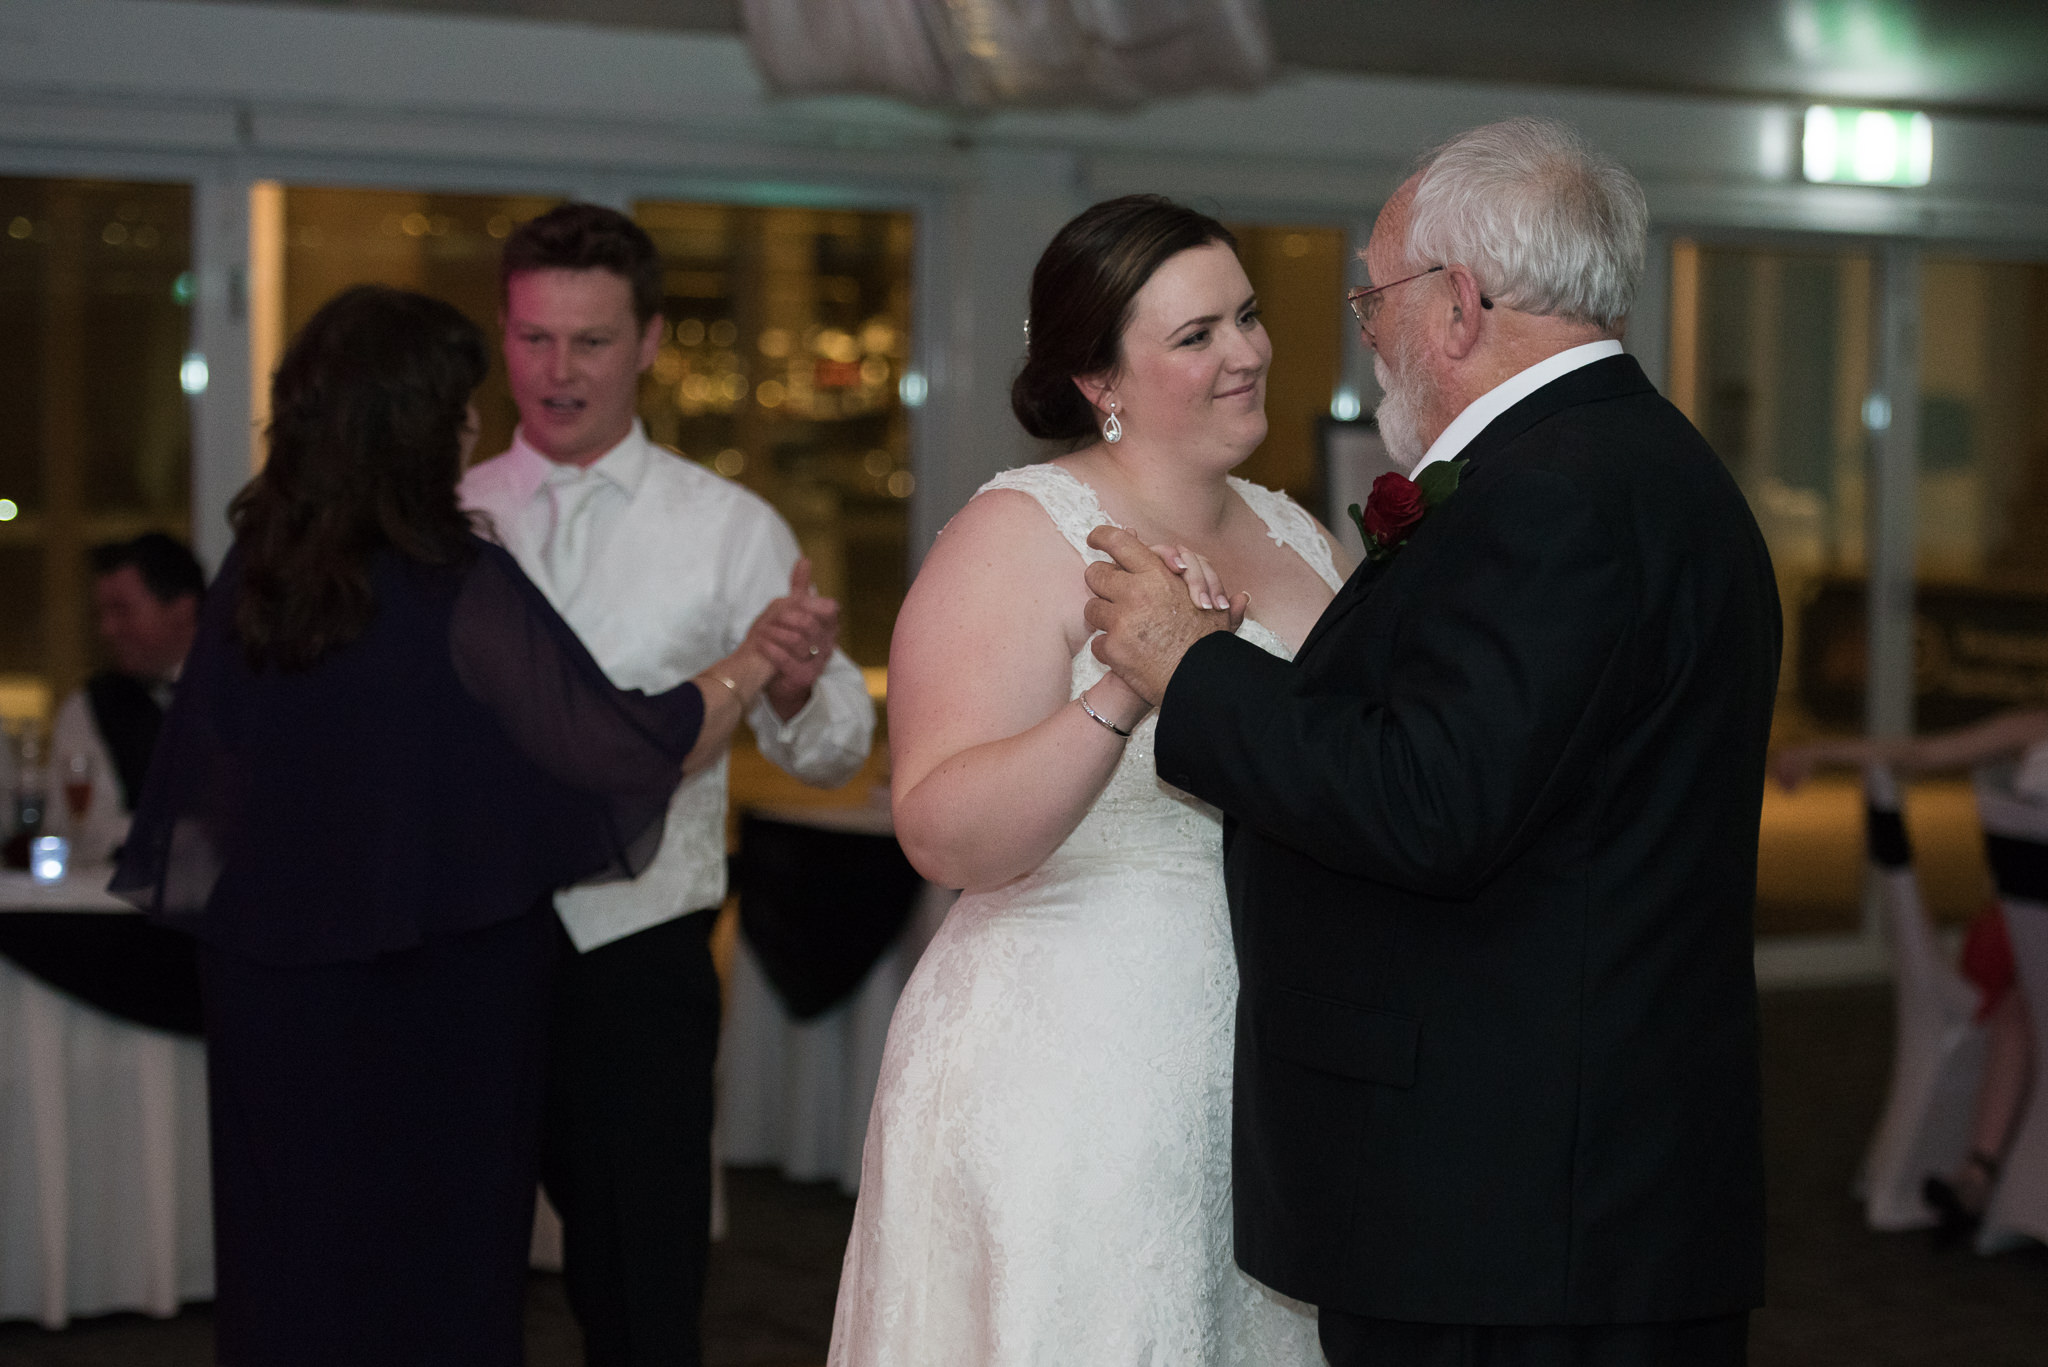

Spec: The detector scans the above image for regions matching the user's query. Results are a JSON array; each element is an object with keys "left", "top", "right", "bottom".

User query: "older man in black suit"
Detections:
[{"left": 1085, "top": 118, "right": 1781, "bottom": 1367}]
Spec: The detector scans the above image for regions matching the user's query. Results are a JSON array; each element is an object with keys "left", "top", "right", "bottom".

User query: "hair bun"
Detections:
[{"left": 1010, "top": 361, "right": 1096, "bottom": 442}]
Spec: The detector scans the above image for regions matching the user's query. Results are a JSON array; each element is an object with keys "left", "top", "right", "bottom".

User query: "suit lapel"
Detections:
[{"left": 1296, "top": 355, "right": 1655, "bottom": 663}]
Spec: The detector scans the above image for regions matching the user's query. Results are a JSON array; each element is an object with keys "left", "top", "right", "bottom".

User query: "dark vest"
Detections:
[{"left": 84, "top": 670, "right": 168, "bottom": 810}]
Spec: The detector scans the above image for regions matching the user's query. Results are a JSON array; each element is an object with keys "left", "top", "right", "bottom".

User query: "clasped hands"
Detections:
[
  {"left": 742, "top": 558, "right": 839, "bottom": 720},
  {"left": 1083, "top": 526, "right": 1246, "bottom": 707}
]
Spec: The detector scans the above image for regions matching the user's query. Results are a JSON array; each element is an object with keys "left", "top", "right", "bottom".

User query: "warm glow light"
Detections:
[
  {"left": 0, "top": 499, "right": 17, "bottom": 521},
  {"left": 1803, "top": 106, "right": 1931, "bottom": 186},
  {"left": 180, "top": 352, "right": 209, "bottom": 396}
]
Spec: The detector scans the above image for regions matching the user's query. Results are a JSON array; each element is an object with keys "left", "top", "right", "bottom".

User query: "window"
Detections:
[
  {"left": 1669, "top": 240, "right": 1881, "bottom": 933},
  {"left": 0, "top": 177, "right": 193, "bottom": 728},
  {"left": 634, "top": 202, "right": 915, "bottom": 668}
]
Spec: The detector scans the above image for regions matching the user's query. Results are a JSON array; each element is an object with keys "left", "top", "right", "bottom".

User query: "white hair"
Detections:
[{"left": 1404, "top": 117, "right": 1648, "bottom": 332}]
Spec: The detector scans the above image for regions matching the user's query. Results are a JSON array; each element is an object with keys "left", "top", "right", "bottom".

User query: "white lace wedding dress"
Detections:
[{"left": 828, "top": 464, "right": 1340, "bottom": 1367}]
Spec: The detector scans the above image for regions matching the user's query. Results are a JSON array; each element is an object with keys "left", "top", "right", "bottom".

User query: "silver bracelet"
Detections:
[{"left": 1078, "top": 692, "right": 1133, "bottom": 739}]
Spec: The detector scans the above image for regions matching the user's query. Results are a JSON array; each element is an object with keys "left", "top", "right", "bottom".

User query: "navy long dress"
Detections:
[{"left": 114, "top": 536, "right": 704, "bottom": 1367}]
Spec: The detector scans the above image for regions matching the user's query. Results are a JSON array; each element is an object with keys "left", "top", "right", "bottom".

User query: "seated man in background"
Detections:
[{"left": 48, "top": 532, "right": 204, "bottom": 862}]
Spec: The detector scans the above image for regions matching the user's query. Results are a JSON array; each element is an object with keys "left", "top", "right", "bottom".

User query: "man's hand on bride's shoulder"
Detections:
[{"left": 1083, "top": 525, "right": 1246, "bottom": 705}]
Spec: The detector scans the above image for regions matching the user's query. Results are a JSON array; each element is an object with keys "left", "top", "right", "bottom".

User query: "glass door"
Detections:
[{"left": 1669, "top": 239, "right": 1880, "bottom": 936}]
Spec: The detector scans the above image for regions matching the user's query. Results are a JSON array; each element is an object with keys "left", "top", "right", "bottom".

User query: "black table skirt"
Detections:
[
  {"left": 0, "top": 913, "right": 204, "bottom": 1035},
  {"left": 734, "top": 814, "right": 924, "bottom": 1021}
]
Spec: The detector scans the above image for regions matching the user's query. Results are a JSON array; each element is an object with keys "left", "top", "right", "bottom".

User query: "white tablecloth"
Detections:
[
  {"left": 0, "top": 869, "right": 214, "bottom": 1326},
  {"left": 716, "top": 806, "right": 953, "bottom": 1195}
]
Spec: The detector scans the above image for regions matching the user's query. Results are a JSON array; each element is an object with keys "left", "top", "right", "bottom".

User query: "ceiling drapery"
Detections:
[{"left": 740, "top": 0, "right": 1273, "bottom": 109}]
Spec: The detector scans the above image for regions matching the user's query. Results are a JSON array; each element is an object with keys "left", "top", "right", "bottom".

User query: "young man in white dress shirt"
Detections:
[{"left": 461, "top": 204, "right": 875, "bottom": 1367}]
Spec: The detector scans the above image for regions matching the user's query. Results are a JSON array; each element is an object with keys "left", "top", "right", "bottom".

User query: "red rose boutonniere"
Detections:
[{"left": 1347, "top": 459, "right": 1467, "bottom": 563}]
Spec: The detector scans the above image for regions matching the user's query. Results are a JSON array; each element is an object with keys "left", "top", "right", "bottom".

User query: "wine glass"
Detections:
[{"left": 62, "top": 750, "right": 93, "bottom": 826}]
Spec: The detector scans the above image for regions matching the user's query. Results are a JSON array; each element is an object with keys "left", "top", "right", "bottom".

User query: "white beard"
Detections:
[{"left": 1372, "top": 353, "right": 1428, "bottom": 472}]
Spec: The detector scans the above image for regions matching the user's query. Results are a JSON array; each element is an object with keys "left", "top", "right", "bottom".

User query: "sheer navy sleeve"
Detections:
[
  {"left": 112, "top": 539, "right": 704, "bottom": 965},
  {"left": 449, "top": 542, "right": 704, "bottom": 876}
]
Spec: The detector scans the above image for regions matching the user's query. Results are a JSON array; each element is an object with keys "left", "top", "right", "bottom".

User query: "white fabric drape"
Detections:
[
  {"left": 718, "top": 883, "right": 953, "bottom": 1194},
  {"left": 741, "top": 0, "right": 1272, "bottom": 108},
  {"left": 0, "top": 958, "right": 213, "bottom": 1327}
]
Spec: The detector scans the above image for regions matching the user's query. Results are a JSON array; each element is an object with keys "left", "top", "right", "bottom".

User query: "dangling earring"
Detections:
[{"left": 1102, "top": 400, "right": 1123, "bottom": 445}]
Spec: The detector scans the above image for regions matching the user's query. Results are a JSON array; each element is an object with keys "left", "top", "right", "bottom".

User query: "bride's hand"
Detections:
[
  {"left": 1150, "top": 544, "right": 1248, "bottom": 631},
  {"left": 1151, "top": 544, "right": 1225, "bottom": 610}
]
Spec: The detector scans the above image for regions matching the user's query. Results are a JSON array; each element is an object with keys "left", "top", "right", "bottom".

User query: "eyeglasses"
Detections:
[{"left": 1345, "top": 265, "right": 1493, "bottom": 344}]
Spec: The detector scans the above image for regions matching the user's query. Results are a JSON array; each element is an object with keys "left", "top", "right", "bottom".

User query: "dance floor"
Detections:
[{"left": 0, "top": 986, "right": 2043, "bottom": 1366}]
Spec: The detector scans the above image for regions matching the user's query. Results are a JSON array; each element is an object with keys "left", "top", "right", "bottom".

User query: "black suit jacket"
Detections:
[{"left": 1156, "top": 354, "right": 1780, "bottom": 1325}]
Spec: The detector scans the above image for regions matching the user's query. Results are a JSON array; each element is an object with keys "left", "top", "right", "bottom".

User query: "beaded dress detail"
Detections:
[{"left": 828, "top": 464, "right": 1340, "bottom": 1366}]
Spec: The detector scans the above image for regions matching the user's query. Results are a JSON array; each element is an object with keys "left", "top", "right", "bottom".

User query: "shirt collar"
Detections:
[
  {"left": 504, "top": 418, "right": 655, "bottom": 504},
  {"left": 1410, "top": 339, "right": 1626, "bottom": 476}
]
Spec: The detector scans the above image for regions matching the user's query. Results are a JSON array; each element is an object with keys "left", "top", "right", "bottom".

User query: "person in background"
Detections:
[
  {"left": 115, "top": 284, "right": 793, "bottom": 1366},
  {"left": 47, "top": 533, "right": 205, "bottom": 863},
  {"left": 461, "top": 203, "right": 875, "bottom": 1367},
  {"left": 1776, "top": 707, "right": 2048, "bottom": 1238}
]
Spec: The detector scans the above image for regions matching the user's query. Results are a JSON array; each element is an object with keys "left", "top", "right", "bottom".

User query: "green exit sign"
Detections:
[{"left": 1803, "top": 106, "right": 1932, "bottom": 186}]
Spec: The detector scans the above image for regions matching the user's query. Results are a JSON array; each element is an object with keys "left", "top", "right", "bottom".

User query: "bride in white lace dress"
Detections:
[{"left": 829, "top": 198, "right": 1348, "bottom": 1366}]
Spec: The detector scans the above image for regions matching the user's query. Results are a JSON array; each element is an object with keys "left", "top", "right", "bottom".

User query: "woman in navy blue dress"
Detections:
[{"left": 115, "top": 286, "right": 780, "bottom": 1366}]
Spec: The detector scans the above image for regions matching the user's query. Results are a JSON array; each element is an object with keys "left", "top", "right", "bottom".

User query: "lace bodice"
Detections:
[{"left": 977, "top": 463, "right": 1342, "bottom": 873}]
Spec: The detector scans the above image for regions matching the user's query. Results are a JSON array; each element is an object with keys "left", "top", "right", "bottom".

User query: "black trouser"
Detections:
[
  {"left": 1319, "top": 1310, "right": 1749, "bottom": 1367},
  {"left": 542, "top": 910, "right": 721, "bottom": 1367}
]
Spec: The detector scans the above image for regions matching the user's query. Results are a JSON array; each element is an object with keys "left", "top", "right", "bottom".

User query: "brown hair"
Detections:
[
  {"left": 231, "top": 285, "right": 487, "bottom": 671},
  {"left": 500, "top": 202, "right": 663, "bottom": 326},
  {"left": 1010, "top": 195, "right": 1237, "bottom": 446}
]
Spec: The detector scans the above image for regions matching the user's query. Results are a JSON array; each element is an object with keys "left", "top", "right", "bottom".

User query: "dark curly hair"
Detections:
[
  {"left": 500, "top": 202, "right": 662, "bottom": 326},
  {"left": 230, "top": 285, "right": 488, "bottom": 671},
  {"left": 1010, "top": 195, "right": 1237, "bottom": 446}
]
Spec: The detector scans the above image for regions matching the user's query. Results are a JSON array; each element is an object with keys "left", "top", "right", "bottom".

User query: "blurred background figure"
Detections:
[
  {"left": 1776, "top": 707, "right": 2048, "bottom": 1238},
  {"left": 45, "top": 533, "right": 205, "bottom": 864}
]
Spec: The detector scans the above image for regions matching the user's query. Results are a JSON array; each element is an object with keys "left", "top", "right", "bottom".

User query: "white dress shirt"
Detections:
[
  {"left": 1411, "top": 339, "right": 1626, "bottom": 476},
  {"left": 460, "top": 421, "right": 876, "bottom": 952}
]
